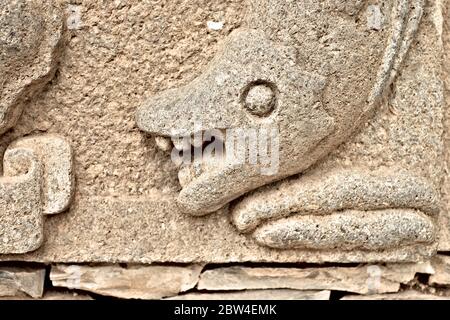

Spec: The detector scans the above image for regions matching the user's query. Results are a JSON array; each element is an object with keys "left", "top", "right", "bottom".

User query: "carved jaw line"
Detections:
[{"left": 152, "top": 127, "right": 283, "bottom": 215}]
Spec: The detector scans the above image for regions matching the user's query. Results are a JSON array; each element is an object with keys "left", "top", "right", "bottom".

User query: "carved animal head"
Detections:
[
  {"left": 0, "top": 0, "right": 62, "bottom": 135},
  {"left": 136, "top": 0, "right": 424, "bottom": 215}
]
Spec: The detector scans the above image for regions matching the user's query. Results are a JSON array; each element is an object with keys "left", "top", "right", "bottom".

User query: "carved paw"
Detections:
[{"left": 231, "top": 168, "right": 439, "bottom": 250}]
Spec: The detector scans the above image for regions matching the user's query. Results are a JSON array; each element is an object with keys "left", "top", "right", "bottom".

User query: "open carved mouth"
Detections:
[
  {"left": 146, "top": 111, "right": 286, "bottom": 216},
  {"left": 154, "top": 130, "right": 228, "bottom": 190}
]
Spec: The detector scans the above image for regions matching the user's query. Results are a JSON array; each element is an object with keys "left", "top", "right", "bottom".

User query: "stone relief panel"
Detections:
[
  {"left": 136, "top": 0, "right": 440, "bottom": 256},
  {"left": 0, "top": 1, "right": 74, "bottom": 254},
  {"left": 0, "top": 0, "right": 444, "bottom": 264}
]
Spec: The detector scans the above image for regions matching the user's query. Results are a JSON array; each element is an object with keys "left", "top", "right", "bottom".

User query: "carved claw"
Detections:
[
  {"left": 253, "top": 209, "right": 435, "bottom": 250},
  {"left": 231, "top": 168, "right": 439, "bottom": 250}
]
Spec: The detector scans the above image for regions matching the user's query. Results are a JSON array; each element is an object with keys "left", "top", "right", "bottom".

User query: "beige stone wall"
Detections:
[{"left": 0, "top": 0, "right": 450, "bottom": 300}]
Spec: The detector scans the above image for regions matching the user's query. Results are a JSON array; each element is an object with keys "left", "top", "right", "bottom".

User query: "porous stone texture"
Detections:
[
  {"left": 0, "top": 0, "right": 445, "bottom": 265},
  {"left": 50, "top": 264, "right": 203, "bottom": 300},
  {"left": 167, "top": 289, "right": 331, "bottom": 301},
  {"left": 253, "top": 210, "right": 435, "bottom": 250},
  {"left": 197, "top": 263, "right": 434, "bottom": 295},
  {"left": 137, "top": 0, "right": 430, "bottom": 220},
  {"left": 0, "top": 149, "right": 43, "bottom": 254},
  {"left": 0, "top": 267, "right": 45, "bottom": 298},
  {"left": 0, "top": 0, "right": 63, "bottom": 135},
  {"left": 232, "top": 169, "right": 440, "bottom": 234},
  {"left": 441, "top": 0, "right": 450, "bottom": 251},
  {"left": 1, "top": 196, "right": 437, "bottom": 263},
  {"left": 367, "top": 4, "right": 385, "bottom": 31}
]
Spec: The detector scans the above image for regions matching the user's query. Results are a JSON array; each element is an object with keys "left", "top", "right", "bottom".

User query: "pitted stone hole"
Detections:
[
  {"left": 242, "top": 80, "right": 277, "bottom": 117},
  {"left": 7, "top": 153, "right": 32, "bottom": 176}
]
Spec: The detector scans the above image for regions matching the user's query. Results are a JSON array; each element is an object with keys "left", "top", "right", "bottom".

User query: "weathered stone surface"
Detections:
[
  {"left": 0, "top": 149, "right": 43, "bottom": 254},
  {"left": 232, "top": 169, "right": 439, "bottom": 234},
  {"left": 341, "top": 290, "right": 450, "bottom": 300},
  {"left": 135, "top": 0, "right": 443, "bottom": 257},
  {"left": 0, "top": 267, "right": 45, "bottom": 298},
  {"left": 440, "top": 0, "right": 450, "bottom": 251},
  {"left": 1, "top": 196, "right": 437, "bottom": 263},
  {"left": 253, "top": 209, "right": 435, "bottom": 251},
  {"left": 167, "top": 290, "right": 331, "bottom": 301},
  {"left": 0, "top": 0, "right": 63, "bottom": 135},
  {"left": 0, "top": 0, "right": 444, "bottom": 264},
  {"left": 50, "top": 264, "right": 203, "bottom": 300},
  {"left": 137, "top": 0, "right": 430, "bottom": 218},
  {"left": 198, "top": 263, "right": 434, "bottom": 295}
]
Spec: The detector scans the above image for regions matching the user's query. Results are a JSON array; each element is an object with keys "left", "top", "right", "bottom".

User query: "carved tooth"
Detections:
[
  {"left": 178, "top": 166, "right": 193, "bottom": 188},
  {"left": 192, "top": 161, "right": 203, "bottom": 177},
  {"left": 154, "top": 136, "right": 172, "bottom": 152},
  {"left": 178, "top": 161, "right": 204, "bottom": 188}
]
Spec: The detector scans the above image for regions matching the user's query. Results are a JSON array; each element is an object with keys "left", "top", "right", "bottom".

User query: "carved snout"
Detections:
[
  {"left": 136, "top": 29, "right": 309, "bottom": 138},
  {"left": 135, "top": 78, "right": 240, "bottom": 138}
]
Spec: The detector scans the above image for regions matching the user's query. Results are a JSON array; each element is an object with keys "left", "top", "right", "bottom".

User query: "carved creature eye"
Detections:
[{"left": 242, "top": 80, "right": 277, "bottom": 117}]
